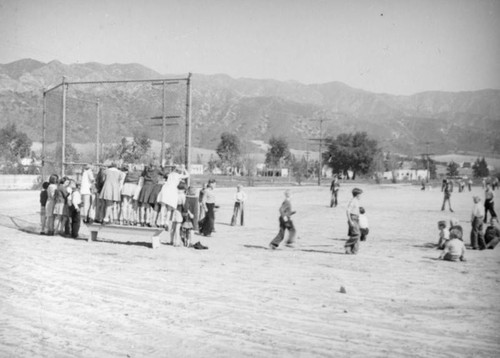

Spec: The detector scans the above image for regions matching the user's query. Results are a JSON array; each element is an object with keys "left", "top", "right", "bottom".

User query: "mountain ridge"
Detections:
[{"left": 0, "top": 59, "right": 499, "bottom": 157}]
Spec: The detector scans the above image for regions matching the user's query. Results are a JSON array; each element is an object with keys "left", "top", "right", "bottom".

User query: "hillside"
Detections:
[{"left": 1, "top": 59, "right": 499, "bottom": 157}]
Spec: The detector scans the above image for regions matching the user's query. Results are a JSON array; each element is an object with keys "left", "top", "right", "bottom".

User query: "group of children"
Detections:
[
  {"left": 40, "top": 174, "right": 82, "bottom": 239},
  {"left": 436, "top": 195, "right": 500, "bottom": 262},
  {"left": 39, "top": 162, "right": 232, "bottom": 249}
]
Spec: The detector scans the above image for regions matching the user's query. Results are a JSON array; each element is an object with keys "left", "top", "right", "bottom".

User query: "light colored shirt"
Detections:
[
  {"left": 347, "top": 197, "right": 360, "bottom": 216},
  {"left": 203, "top": 187, "right": 216, "bottom": 204},
  {"left": 80, "top": 168, "right": 95, "bottom": 195},
  {"left": 485, "top": 189, "right": 495, "bottom": 201},
  {"left": 235, "top": 191, "right": 247, "bottom": 203},
  {"left": 71, "top": 190, "right": 81, "bottom": 208},
  {"left": 441, "top": 238, "right": 465, "bottom": 258},
  {"left": 471, "top": 202, "right": 485, "bottom": 220}
]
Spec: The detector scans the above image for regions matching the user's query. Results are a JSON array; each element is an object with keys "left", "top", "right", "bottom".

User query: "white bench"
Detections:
[{"left": 86, "top": 223, "right": 164, "bottom": 249}]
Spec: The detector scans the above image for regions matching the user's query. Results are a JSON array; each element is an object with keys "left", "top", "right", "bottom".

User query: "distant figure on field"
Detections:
[
  {"left": 269, "top": 189, "right": 296, "bottom": 249},
  {"left": 345, "top": 188, "right": 363, "bottom": 254},
  {"left": 441, "top": 179, "right": 454, "bottom": 212},
  {"left": 467, "top": 178, "right": 473, "bottom": 192},
  {"left": 470, "top": 196, "right": 485, "bottom": 250},
  {"left": 330, "top": 176, "right": 340, "bottom": 207},
  {"left": 437, "top": 220, "right": 449, "bottom": 249}
]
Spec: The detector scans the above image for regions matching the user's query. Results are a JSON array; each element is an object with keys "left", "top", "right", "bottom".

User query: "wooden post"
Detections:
[
  {"left": 61, "top": 77, "right": 67, "bottom": 177},
  {"left": 185, "top": 73, "right": 192, "bottom": 183},
  {"left": 161, "top": 81, "right": 166, "bottom": 166},
  {"left": 42, "top": 89, "right": 46, "bottom": 181},
  {"left": 96, "top": 98, "right": 100, "bottom": 163}
]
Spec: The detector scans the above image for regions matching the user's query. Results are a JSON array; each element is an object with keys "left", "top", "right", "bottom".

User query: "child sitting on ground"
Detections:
[
  {"left": 439, "top": 236, "right": 466, "bottom": 262},
  {"left": 359, "top": 207, "right": 369, "bottom": 241},
  {"left": 437, "top": 220, "right": 450, "bottom": 249}
]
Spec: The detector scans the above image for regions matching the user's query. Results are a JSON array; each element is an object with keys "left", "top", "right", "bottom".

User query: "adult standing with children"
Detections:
[
  {"left": 100, "top": 162, "right": 125, "bottom": 224},
  {"left": 345, "top": 188, "right": 363, "bottom": 254},
  {"left": 200, "top": 179, "right": 217, "bottom": 237},
  {"left": 484, "top": 183, "right": 497, "bottom": 224},
  {"left": 470, "top": 196, "right": 485, "bottom": 250}
]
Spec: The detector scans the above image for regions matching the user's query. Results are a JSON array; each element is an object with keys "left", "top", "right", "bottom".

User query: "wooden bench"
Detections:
[{"left": 86, "top": 223, "right": 164, "bottom": 249}]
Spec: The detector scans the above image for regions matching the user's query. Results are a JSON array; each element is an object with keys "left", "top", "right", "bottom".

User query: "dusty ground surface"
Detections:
[{"left": 1, "top": 183, "right": 499, "bottom": 357}]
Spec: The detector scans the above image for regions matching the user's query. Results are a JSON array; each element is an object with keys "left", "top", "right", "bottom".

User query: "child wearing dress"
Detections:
[
  {"left": 437, "top": 220, "right": 450, "bottom": 249},
  {"left": 53, "top": 177, "right": 71, "bottom": 235},
  {"left": 359, "top": 207, "right": 369, "bottom": 242},
  {"left": 40, "top": 181, "right": 49, "bottom": 235},
  {"left": 181, "top": 190, "right": 195, "bottom": 248},
  {"left": 44, "top": 174, "right": 59, "bottom": 235}
]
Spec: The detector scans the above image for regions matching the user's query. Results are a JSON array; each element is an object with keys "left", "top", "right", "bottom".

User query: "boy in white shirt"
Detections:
[
  {"left": 230, "top": 184, "right": 247, "bottom": 226},
  {"left": 437, "top": 220, "right": 450, "bottom": 249}
]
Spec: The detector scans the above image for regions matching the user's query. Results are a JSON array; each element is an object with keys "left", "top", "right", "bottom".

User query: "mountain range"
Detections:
[{"left": 1, "top": 58, "right": 499, "bottom": 158}]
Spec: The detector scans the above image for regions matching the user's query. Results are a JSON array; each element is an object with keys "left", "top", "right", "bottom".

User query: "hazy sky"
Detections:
[{"left": 1, "top": 0, "right": 499, "bottom": 95}]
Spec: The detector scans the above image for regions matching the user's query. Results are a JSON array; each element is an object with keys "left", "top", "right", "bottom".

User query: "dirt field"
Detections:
[{"left": 1, "top": 183, "right": 499, "bottom": 357}]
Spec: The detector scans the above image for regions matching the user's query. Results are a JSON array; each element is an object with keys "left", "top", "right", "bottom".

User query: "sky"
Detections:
[{"left": 0, "top": 0, "right": 499, "bottom": 95}]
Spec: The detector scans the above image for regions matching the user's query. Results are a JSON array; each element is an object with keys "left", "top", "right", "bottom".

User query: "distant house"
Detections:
[
  {"left": 189, "top": 164, "right": 204, "bottom": 175},
  {"left": 383, "top": 169, "right": 428, "bottom": 181}
]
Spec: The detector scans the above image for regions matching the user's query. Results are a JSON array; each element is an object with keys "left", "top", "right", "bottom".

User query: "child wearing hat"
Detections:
[
  {"left": 345, "top": 188, "right": 363, "bottom": 254},
  {"left": 470, "top": 196, "right": 485, "bottom": 250}
]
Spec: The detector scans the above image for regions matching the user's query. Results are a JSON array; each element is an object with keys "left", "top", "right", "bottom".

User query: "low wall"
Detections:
[{"left": 0, "top": 175, "right": 40, "bottom": 190}]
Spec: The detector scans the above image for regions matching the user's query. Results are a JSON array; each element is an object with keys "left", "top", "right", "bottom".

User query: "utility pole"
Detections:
[
  {"left": 61, "top": 76, "right": 67, "bottom": 177},
  {"left": 309, "top": 117, "right": 332, "bottom": 186},
  {"left": 420, "top": 141, "right": 434, "bottom": 182}
]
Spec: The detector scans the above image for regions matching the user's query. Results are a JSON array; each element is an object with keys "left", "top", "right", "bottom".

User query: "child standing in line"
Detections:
[
  {"left": 437, "top": 220, "right": 450, "bottom": 249},
  {"left": 69, "top": 181, "right": 82, "bottom": 239},
  {"left": 269, "top": 189, "right": 296, "bottom": 249},
  {"left": 40, "top": 181, "right": 49, "bottom": 235},
  {"left": 345, "top": 188, "right": 363, "bottom": 254},
  {"left": 230, "top": 184, "right": 247, "bottom": 226},
  {"left": 359, "top": 207, "right": 369, "bottom": 242}
]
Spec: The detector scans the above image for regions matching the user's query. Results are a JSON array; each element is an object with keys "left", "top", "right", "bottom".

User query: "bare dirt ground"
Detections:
[{"left": 1, "top": 183, "right": 499, "bottom": 357}]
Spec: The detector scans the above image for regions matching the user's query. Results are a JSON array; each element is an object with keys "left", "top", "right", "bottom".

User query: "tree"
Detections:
[
  {"left": 324, "top": 132, "right": 379, "bottom": 179},
  {"left": 216, "top": 132, "right": 241, "bottom": 174},
  {"left": 472, "top": 157, "right": 489, "bottom": 178},
  {"left": 446, "top": 161, "right": 460, "bottom": 177},
  {"left": 207, "top": 154, "right": 220, "bottom": 174},
  {"left": 291, "top": 155, "right": 310, "bottom": 185},
  {"left": 265, "top": 136, "right": 291, "bottom": 168},
  {"left": 0, "top": 123, "right": 32, "bottom": 161}
]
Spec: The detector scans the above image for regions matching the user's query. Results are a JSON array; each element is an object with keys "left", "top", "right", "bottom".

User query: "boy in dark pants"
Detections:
[
  {"left": 470, "top": 196, "right": 485, "bottom": 250},
  {"left": 269, "top": 190, "right": 296, "bottom": 249},
  {"left": 69, "top": 182, "right": 82, "bottom": 239},
  {"left": 345, "top": 188, "right": 363, "bottom": 254}
]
